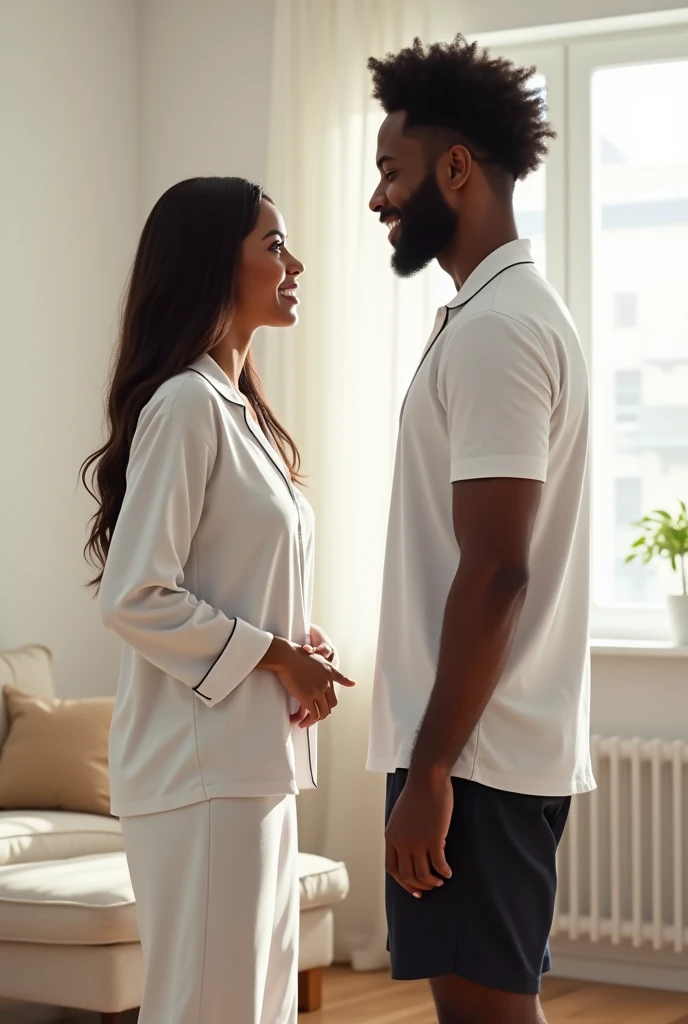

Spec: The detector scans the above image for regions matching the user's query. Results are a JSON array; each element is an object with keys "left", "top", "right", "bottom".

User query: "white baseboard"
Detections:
[{"left": 550, "top": 936, "right": 688, "bottom": 993}]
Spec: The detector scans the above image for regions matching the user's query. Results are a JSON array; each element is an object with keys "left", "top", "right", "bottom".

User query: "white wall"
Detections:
[
  {"left": 0, "top": 0, "right": 276, "bottom": 700},
  {"left": 0, "top": 0, "right": 139, "bottom": 698},
  {"left": 139, "top": 0, "right": 276, "bottom": 218}
]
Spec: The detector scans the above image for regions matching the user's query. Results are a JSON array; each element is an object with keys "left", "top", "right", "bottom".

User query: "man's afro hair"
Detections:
[{"left": 368, "top": 35, "right": 555, "bottom": 180}]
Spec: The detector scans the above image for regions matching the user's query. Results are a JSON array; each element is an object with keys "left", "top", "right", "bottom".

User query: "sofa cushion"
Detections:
[
  {"left": 0, "top": 852, "right": 137, "bottom": 944},
  {"left": 0, "top": 687, "right": 114, "bottom": 817},
  {"left": 0, "top": 646, "right": 54, "bottom": 750},
  {"left": 0, "top": 811, "right": 123, "bottom": 866},
  {"left": 298, "top": 853, "right": 349, "bottom": 911},
  {"left": 0, "top": 850, "right": 349, "bottom": 946}
]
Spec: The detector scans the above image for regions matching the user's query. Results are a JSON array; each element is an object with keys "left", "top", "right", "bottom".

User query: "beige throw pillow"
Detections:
[
  {"left": 0, "top": 645, "right": 55, "bottom": 749},
  {"left": 0, "top": 687, "right": 114, "bottom": 817}
]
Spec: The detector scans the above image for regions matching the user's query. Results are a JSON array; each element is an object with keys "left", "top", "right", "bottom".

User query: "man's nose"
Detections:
[{"left": 369, "top": 187, "right": 386, "bottom": 214}]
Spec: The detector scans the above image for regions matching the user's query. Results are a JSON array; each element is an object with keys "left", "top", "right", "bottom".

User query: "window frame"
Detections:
[
  {"left": 496, "top": 44, "right": 567, "bottom": 299},
  {"left": 568, "top": 28, "right": 688, "bottom": 640}
]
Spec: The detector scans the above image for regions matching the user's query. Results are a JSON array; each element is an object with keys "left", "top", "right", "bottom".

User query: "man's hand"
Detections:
[{"left": 385, "top": 773, "right": 453, "bottom": 897}]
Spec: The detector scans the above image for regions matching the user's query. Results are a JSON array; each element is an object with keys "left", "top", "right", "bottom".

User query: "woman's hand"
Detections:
[
  {"left": 303, "top": 622, "right": 337, "bottom": 664},
  {"left": 260, "top": 637, "right": 355, "bottom": 727}
]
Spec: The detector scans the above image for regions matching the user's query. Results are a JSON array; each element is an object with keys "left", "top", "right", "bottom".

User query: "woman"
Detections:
[{"left": 81, "top": 177, "right": 354, "bottom": 1024}]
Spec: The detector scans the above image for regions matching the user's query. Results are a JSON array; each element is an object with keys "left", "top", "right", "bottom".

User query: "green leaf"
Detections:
[{"left": 625, "top": 500, "right": 688, "bottom": 570}]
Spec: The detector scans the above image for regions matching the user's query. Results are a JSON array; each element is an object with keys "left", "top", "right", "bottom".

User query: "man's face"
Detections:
[{"left": 369, "top": 111, "right": 458, "bottom": 278}]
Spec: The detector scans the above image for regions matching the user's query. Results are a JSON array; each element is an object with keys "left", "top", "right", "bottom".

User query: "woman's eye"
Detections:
[{"left": 271, "top": 241, "right": 284, "bottom": 253}]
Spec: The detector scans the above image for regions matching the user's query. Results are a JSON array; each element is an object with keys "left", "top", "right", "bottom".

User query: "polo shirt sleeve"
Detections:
[
  {"left": 437, "top": 310, "right": 556, "bottom": 484},
  {"left": 98, "top": 381, "right": 274, "bottom": 708}
]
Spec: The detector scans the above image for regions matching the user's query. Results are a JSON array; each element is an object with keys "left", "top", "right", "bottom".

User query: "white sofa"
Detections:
[{"left": 0, "top": 647, "right": 349, "bottom": 1021}]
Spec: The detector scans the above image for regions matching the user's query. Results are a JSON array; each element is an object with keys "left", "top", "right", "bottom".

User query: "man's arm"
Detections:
[
  {"left": 410, "top": 475, "right": 542, "bottom": 779},
  {"left": 384, "top": 311, "right": 554, "bottom": 897},
  {"left": 385, "top": 475, "right": 542, "bottom": 897}
]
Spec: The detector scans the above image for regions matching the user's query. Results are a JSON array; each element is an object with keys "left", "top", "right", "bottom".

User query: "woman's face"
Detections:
[{"left": 233, "top": 200, "right": 304, "bottom": 331}]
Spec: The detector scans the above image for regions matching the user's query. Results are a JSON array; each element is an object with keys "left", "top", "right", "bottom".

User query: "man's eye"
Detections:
[{"left": 385, "top": 171, "right": 397, "bottom": 182}]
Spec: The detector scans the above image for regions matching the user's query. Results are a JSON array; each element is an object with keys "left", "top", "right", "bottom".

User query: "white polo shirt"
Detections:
[
  {"left": 100, "top": 354, "right": 317, "bottom": 816},
  {"left": 367, "top": 240, "right": 595, "bottom": 797}
]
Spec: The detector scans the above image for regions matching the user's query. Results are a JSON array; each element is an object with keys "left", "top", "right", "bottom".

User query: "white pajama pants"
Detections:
[{"left": 120, "top": 795, "right": 298, "bottom": 1024}]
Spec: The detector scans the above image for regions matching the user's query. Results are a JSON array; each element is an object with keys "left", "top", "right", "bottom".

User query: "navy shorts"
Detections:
[{"left": 385, "top": 770, "right": 570, "bottom": 995}]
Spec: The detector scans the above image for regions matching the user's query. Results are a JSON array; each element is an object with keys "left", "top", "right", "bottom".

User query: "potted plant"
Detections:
[{"left": 626, "top": 501, "right": 688, "bottom": 646}]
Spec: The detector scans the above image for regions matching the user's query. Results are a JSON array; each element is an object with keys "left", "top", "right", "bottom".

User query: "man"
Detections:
[{"left": 366, "top": 36, "right": 595, "bottom": 1024}]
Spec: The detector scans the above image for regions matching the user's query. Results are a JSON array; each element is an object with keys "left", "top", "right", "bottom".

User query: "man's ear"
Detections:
[{"left": 446, "top": 145, "right": 472, "bottom": 191}]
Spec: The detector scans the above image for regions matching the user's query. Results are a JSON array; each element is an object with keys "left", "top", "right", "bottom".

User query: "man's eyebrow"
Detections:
[
  {"left": 376, "top": 154, "right": 395, "bottom": 169},
  {"left": 262, "top": 229, "right": 286, "bottom": 241}
]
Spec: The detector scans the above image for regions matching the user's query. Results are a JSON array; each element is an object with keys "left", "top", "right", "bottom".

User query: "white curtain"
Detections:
[{"left": 261, "top": 0, "right": 457, "bottom": 968}]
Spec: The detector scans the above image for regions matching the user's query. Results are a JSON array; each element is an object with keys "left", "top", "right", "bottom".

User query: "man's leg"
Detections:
[
  {"left": 384, "top": 772, "right": 570, "bottom": 1022},
  {"left": 431, "top": 974, "right": 547, "bottom": 1024}
]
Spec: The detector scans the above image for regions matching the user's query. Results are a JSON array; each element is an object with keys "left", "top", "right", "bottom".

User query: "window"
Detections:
[
  {"left": 614, "top": 292, "right": 638, "bottom": 329},
  {"left": 581, "top": 40, "right": 688, "bottom": 637},
  {"left": 493, "top": 28, "right": 688, "bottom": 639},
  {"left": 615, "top": 369, "right": 642, "bottom": 425},
  {"left": 513, "top": 74, "right": 548, "bottom": 276},
  {"left": 615, "top": 477, "right": 642, "bottom": 524}
]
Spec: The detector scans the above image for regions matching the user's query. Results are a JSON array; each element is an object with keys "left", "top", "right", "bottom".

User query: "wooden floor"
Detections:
[
  {"left": 301, "top": 967, "right": 688, "bottom": 1023},
  {"left": 56, "top": 967, "right": 688, "bottom": 1023}
]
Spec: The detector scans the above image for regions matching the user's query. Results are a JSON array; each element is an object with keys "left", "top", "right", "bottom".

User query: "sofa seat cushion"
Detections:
[
  {"left": 298, "top": 853, "right": 349, "bottom": 911},
  {"left": 0, "top": 810, "right": 123, "bottom": 866},
  {"left": 0, "top": 850, "right": 349, "bottom": 946},
  {"left": 0, "top": 852, "right": 136, "bottom": 944}
]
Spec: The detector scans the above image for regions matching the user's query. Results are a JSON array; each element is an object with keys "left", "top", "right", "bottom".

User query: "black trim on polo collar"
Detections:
[
  {"left": 399, "top": 259, "right": 534, "bottom": 423},
  {"left": 446, "top": 260, "right": 535, "bottom": 309}
]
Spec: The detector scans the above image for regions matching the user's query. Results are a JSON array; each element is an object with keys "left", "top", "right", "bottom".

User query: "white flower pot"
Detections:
[{"left": 667, "top": 595, "right": 688, "bottom": 647}]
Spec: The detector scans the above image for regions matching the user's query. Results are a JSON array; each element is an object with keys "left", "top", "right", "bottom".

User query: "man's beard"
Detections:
[{"left": 391, "top": 171, "right": 459, "bottom": 279}]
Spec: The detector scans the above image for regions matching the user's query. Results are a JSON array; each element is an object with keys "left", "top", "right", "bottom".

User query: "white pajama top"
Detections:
[{"left": 100, "top": 354, "right": 317, "bottom": 816}]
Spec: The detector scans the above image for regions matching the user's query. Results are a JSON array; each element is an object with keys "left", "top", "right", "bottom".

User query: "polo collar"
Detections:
[
  {"left": 446, "top": 239, "right": 535, "bottom": 310},
  {"left": 189, "top": 353, "right": 245, "bottom": 407}
]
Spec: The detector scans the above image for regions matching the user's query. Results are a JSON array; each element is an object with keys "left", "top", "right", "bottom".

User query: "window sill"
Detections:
[{"left": 591, "top": 638, "right": 688, "bottom": 658}]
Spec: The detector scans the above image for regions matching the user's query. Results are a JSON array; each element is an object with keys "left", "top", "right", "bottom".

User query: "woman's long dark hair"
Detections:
[{"left": 81, "top": 176, "right": 302, "bottom": 590}]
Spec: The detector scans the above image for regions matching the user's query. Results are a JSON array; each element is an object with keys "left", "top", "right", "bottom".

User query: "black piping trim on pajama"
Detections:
[{"left": 193, "top": 619, "right": 239, "bottom": 700}]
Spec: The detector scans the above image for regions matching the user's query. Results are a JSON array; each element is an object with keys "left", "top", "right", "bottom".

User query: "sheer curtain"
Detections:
[{"left": 261, "top": 0, "right": 456, "bottom": 968}]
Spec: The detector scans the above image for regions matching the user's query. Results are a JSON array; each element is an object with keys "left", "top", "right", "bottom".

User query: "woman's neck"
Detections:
[{"left": 211, "top": 328, "right": 254, "bottom": 388}]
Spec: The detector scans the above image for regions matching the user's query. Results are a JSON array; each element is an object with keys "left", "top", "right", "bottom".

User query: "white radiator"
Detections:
[{"left": 552, "top": 735, "right": 688, "bottom": 953}]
